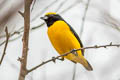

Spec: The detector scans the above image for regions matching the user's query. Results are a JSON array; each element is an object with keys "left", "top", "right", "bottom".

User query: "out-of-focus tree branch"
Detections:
[
  {"left": 80, "top": 0, "right": 90, "bottom": 36},
  {"left": 0, "top": 0, "right": 7, "bottom": 9},
  {"left": 0, "top": 2, "right": 23, "bottom": 29},
  {"left": 0, "top": 27, "right": 9, "bottom": 65},
  {"left": 99, "top": 12, "right": 120, "bottom": 32},
  {"left": 72, "top": 0, "right": 91, "bottom": 80},
  {"left": 31, "top": 0, "right": 36, "bottom": 12},
  {"left": 27, "top": 42, "right": 120, "bottom": 74},
  {"left": 55, "top": 0, "right": 68, "bottom": 12},
  {"left": 0, "top": 0, "right": 81, "bottom": 46},
  {"left": 60, "top": 0, "right": 81, "bottom": 14},
  {"left": 31, "top": 0, "right": 58, "bottom": 22}
]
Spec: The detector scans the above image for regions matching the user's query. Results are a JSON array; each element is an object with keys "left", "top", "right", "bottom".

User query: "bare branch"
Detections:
[
  {"left": 55, "top": 0, "right": 67, "bottom": 12},
  {"left": 99, "top": 11, "right": 120, "bottom": 32},
  {"left": 80, "top": 0, "right": 90, "bottom": 36},
  {"left": 27, "top": 43, "right": 120, "bottom": 73},
  {"left": 31, "top": 0, "right": 36, "bottom": 12},
  {"left": 72, "top": 64, "right": 77, "bottom": 80},
  {"left": 18, "top": 11, "right": 24, "bottom": 17},
  {"left": 18, "top": 0, "right": 33, "bottom": 80},
  {"left": 0, "top": 2, "right": 23, "bottom": 28},
  {"left": 31, "top": 0, "right": 58, "bottom": 22},
  {"left": 0, "top": 0, "right": 79, "bottom": 46},
  {"left": 0, "top": 27, "right": 9, "bottom": 65},
  {"left": 72, "top": 0, "right": 91, "bottom": 79}
]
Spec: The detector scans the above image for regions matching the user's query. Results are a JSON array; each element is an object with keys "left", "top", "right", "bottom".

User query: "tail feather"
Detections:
[
  {"left": 73, "top": 57, "right": 93, "bottom": 71},
  {"left": 83, "top": 60, "right": 93, "bottom": 71}
]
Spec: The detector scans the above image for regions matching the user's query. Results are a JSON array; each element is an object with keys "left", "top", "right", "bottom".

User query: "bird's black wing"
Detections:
[{"left": 67, "top": 23, "right": 84, "bottom": 56}]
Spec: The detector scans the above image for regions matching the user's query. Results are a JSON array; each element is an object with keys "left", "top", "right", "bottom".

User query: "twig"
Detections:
[
  {"left": 72, "top": 0, "right": 91, "bottom": 80},
  {"left": 0, "top": 2, "right": 23, "bottom": 28},
  {"left": 0, "top": 0, "right": 79, "bottom": 46},
  {"left": 80, "top": 0, "right": 90, "bottom": 35},
  {"left": 27, "top": 42, "right": 120, "bottom": 73},
  {"left": 31, "top": 0, "right": 58, "bottom": 22},
  {"left": 72, "top": 64, "right": 77, "bottom": 80},
  {"left": 31, "top": 0, "right": 36, "bottom": 12},
  {"left": 0, "top": 35, "right": 22, "bottom": 46},
  {"left": 55, "top": 0, "right": 67, "bottom": 12},
  {"left": 18, "top": 11, "right": 24, "bottom": 17},
  {"left": 60, "top": 0, "right": 80, "bottom": 14},
  {"left": 99, "top": 11, "right": 120, "bottom": 32},
  {"left": 0, "top": 27, "right": 9, "bottom": 65},
  {"left": 18, "top": 0, "right": 33, "bottom": 80}
]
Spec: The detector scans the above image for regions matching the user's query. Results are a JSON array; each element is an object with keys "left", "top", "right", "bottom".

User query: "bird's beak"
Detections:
[{"left": 40, "top": 16, "right": 48, "bottom": 20}]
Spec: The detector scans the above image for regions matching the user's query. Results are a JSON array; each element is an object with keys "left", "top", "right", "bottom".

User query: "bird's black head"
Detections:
[{"left": 40, "top": 12, "right": 63, "bottom": 27}]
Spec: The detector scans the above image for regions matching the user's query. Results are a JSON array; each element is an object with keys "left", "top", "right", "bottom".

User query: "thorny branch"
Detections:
[
  {"left": 27, "top": 42, "right": 120, "bottom": 74},
  {"left": 0, "top": 27, "right": 9, "bottom": 65}
]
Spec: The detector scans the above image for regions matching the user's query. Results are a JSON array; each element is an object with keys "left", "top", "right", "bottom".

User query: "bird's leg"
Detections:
[{"left": 71, "top": 49, "right": 78, "bottom": 56}]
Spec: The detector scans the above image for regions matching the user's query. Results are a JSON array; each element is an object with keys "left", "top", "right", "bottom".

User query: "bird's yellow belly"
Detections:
[{"left": 47, "top": 21, "right": 82, "bottom": 58}]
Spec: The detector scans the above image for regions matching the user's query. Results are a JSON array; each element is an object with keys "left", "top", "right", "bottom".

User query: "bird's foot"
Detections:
[{"left": 71, "top": 49, "right": 78, "bottom": 56}]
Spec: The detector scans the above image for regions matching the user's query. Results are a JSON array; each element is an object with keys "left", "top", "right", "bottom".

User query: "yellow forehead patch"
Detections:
[{"left": 45, "top": 12, "right": 57, "bottom": 16}]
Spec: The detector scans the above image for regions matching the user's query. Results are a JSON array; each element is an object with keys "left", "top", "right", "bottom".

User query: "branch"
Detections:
[
  {"left": 73, "top": 0, "right": 91, "bottom": 79},
  {"left": 31, "top": 0, "right": 36, "bottom": 12},
  {"left": 0, "top": 27, "right": 9, "bottom": 65},
  {"left": 80, "top": 0, "right": 90, "bottom": 35},
  {"left": 55, "top": 0, "right": 67, "bottom": 12},
  {"left": 27, "top": 42, "right": 120, "bottom": 74},
  {"left": 18, "top": 0, "right": 33, "bottom": 80},
  {"left": 31, "top": 0, "right": 58, "bottom": 22},
  {"left": 0, "top": 0, "right": 80, "bottom": 46},
  {"left": 60, "top": 0, "right": 80, "bottom": 14},
  {"left": 99, "top": 11, "right": 120, "bottom": 32}
]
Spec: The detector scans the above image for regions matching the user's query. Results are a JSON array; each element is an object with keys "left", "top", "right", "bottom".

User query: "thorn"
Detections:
[
  {"left": 18, "top": 11, "right": 24, "bottom": 17},
  {"left": 94, "top": 45, "right": 99, "bottom": 48},
  {"left": 110, "top": 42, "right": 112, "bottom": 45},
  {"left": 41, "top": 62, "right": 45, "bottom": 64},
  {"left": 52, "top": 57, "right": 56, "bottom": 63},
  {"left": 17, "top": 57, "right": 24, "bottom": 62},
  {"left": 22, "top": 37, "right": 24, "bottom": 42},
  {"left": 117, "top": 45, "right": 120, "bottom": 47},
  {"left": 104, "top": 46, "right": 107, "bottom": 48}
]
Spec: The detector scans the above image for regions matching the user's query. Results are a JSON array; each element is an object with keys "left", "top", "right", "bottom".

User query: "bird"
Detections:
[{"left": 41, "top": 12, "right": 93, "bottom": 71}]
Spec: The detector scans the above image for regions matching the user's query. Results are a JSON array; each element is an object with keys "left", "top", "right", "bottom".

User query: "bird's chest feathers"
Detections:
[
  {"left": 47, "top": 21, "right": 80, "bottom": 53},
  {"left": 47, "top": 21, "right": 74, "bottom": 51},
  {"left": 47, "top": 21, "right": 70, "bottom": 40}
]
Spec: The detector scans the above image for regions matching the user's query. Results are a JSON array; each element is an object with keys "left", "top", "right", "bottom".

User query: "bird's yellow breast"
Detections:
[{"left": 47, "top": 20, "right": 82, "bottom": 56}]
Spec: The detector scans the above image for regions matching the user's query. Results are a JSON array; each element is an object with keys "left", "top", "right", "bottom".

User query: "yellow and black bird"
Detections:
[{"left": 41, "top": 12, "right": 93, "bottom": 71}]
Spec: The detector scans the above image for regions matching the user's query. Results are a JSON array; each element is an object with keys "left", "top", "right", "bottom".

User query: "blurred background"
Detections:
[{"left": 0, "top": 0, "right": 120, "bottom": 80}]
